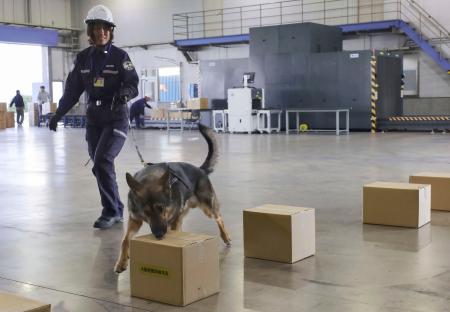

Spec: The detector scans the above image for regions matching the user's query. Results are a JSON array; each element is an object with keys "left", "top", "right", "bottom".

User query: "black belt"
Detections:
[{"left": 89, "top": 99, "right": 112, "bottom": 107}]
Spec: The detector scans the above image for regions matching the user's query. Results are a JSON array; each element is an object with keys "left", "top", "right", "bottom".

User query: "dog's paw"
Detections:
[{"left": 114, "top": 261, "right": 128, "bottom": 274}]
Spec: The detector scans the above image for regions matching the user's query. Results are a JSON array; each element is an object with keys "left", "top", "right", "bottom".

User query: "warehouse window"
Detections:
[{"left": 158, "top": 67, "right": 180, "bottom": 103}]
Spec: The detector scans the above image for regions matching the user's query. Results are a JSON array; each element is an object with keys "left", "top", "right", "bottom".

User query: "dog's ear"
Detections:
[{"left": 126, "top": 172, "right": 143, "bottom": 194}]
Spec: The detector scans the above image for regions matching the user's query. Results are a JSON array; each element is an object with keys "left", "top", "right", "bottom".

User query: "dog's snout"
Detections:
[{"left": 151, "top": 225, "right": 167, "bottom": 240}]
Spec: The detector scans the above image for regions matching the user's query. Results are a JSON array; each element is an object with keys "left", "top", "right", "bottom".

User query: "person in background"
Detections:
[
  {"left": 129, "top": 96, "right": 152, "bottom": 128},
  {"left": 48, "top": 4, "right": 139, "bottom": 229},
  {"left": 37, "top": 85, "right": 51, "bottom": 117},
  {"left": 9, "top": 90, "right": 25, "bottom": 126}
]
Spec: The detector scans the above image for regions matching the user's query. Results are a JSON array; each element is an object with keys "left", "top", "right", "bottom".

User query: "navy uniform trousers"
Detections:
[{"left": 86, "top": 119, "right": 128, "bottom": 218}]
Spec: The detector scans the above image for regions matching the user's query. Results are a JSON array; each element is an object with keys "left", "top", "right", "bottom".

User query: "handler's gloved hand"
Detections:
[
  {"left": 112, "top": 94, "right": 127, "bottom": 112},
  {"left": 49, "top": 116, "right": 58, "bottom": 131}
]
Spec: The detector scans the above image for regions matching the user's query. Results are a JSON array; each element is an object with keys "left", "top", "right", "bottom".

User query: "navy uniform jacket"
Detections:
[
  {"left": 130, "top": 98, "right": 151, "bottom": 118},
  {"left": 10, "top": 94, "right": 25, "bottom": 108},
  {"left": 55, "top": 42, "right": 139, "bottom": 125}
]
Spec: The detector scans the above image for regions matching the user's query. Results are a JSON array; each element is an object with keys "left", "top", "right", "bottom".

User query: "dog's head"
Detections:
[{"left": 126, "top": 170, "right": 170, "bottom": 239}]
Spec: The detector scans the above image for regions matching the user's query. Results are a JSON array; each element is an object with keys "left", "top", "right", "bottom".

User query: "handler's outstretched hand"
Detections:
[{"left": 49, "top": 116, "right": 58, "bottom": 131}]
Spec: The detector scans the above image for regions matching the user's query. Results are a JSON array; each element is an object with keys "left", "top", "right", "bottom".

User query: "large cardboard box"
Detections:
[
  {"left": 243, "top": 204, "right": 315, "bottom": 263},
  {"left": 6, "top": 111, "right": 15, "bottom": 128},
  {"left": 187, "top": 98, "right": 208, "bottom": 110},
  {"left": 410, "top": 172, "right": 450, "bottom": 211},
  {"left": 363, "top": 182, "right": 431, "bottom": 228},
  {"left": 0, "top": 291, "right": 51, "bottom": 312},
  {"left": 130, "top": 232, "right": 219, "bottom": 306}
]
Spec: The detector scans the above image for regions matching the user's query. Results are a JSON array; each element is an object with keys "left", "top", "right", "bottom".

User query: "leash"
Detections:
[
  {"left": 128, "top": 117, "right": 146, "bottom": 166},
  {"left": 84, "top": 106, "right": 146, "bottom": 167}
]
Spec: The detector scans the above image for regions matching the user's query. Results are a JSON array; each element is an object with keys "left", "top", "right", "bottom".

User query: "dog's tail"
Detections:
[{"left": 199, "top": 124, "right": 218, "bottom": 175}]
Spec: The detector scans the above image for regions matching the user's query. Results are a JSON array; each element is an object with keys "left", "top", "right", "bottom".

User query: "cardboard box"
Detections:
[
  {"left": 363, "top": 182, "right": 431, "bottom": 228},
  {"left": 410, "top": 172, "right": 450, "bottom": 211},
  {"left": 243, "top": 204, "right": 315, "bottom": 263},
  {"left": 130, "top": 232, "right": 219, "bottom": 306},
  {"left": 0, "top": 102, "right": 6, "bottom": 112},
  {"left": 0, "top": 112, "right": 6, "bottom": 129},
  {"left": 187, "top": 98, "right": 208, "bottom": 110},
  {"left": 50, "top": 103, "right": 57, "bottom": 113},
  {"left": 6, "top": 111, "right": 15, "bottom": 128},
  {"left": 0, "top": 291, "right": 51, "bottom": 312}
]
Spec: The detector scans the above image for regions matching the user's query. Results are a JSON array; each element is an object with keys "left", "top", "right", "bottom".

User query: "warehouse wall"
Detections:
[
  {"left": 0, "top": 0, "right": 73, "bottom": 29},
  {"left": 77, "top": 0, "right": 203, "bottom": 48},
  {"left": 415, "top": 0, "right": 450, "bottom": 31}
]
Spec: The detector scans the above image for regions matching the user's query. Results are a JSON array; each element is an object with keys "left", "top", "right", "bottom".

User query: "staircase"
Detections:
[{"left": 173, "top": 0, "right": 450, "bottom": 74}]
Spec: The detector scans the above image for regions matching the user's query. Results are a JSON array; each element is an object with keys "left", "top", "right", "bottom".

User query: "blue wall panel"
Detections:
[{"left": 0, "top": 24, "right": 58, "bottom": 46}]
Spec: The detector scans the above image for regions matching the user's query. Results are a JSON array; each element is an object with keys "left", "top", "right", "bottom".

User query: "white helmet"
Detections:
[{"left": 85, "top": 5, "right": 115, "bottom": 27}]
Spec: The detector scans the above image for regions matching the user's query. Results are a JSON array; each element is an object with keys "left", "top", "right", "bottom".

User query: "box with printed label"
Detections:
[
  {"left": 0, "top": 291, "right": 51, "bottom": 312},
  {"left": 130, "top": 232, "right": 219, "bottom": 306},
  {"left": 363, "top": 182, "right": 431, "bottom": 228},
  {"left": 410, "top": 172, "right": 450, "bottom": 211},
  {"left": 244, "top": 204, "right": 315, "bottom": 263}
]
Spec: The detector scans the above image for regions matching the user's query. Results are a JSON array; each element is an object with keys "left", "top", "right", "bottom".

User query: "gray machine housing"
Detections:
[{"left": 200, "top": 23, "right": 402, "bottom": 130}]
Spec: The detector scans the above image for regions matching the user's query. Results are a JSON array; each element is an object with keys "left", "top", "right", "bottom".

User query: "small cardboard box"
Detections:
[
  {"left": 363, "top": 182, "right": 431, "bottom": 228},
  {"left": 187, "top": 98, "right": 208, "bottom": 110},
  {"left": 130, "top": 232, "right": 219, "bottom": 306},
  {"left": 0, "top": 102, "right": 6, "bottom": 112},
  {"left": 410, "top": 172, "right": 450, "bottom": 211},
  {"left": 0, "top": 291, "right": 51, "bottom": 312},
  {"left": 243, "top": 204, "right": 315, "bottom": 263},
  {"left": 6, "top": 111, "right": 15, "bottom": 128}
]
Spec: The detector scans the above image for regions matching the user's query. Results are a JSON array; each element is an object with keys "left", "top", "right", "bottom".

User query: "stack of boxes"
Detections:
[
  {"left": 0, "top": 103, "right": 6, "bottom": 129},
  {"left": 6, "top": 111, "right": 15, "bottom": 128}
]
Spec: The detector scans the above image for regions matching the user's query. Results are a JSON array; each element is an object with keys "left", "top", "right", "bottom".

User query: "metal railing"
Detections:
[{"left": 173, "top": 0, "right": 450, "bottom": 61}]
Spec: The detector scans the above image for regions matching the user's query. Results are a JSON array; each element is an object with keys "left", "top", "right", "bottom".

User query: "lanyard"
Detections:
[{"left": 91, "top": 42, "right": 112, "bottom": 82}]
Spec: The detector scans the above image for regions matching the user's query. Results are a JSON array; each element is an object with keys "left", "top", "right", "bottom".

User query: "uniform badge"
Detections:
[
  {"left": 94, "top": 77, "right": 105, "bottom": 87},
  {"left": 123, "top": 61, "right": 135, "bottom": 71}
]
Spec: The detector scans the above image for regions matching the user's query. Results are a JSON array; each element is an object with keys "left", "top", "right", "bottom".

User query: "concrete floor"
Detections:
[{"left": 1, "top": 126, "right": 450, "bottom": 311}]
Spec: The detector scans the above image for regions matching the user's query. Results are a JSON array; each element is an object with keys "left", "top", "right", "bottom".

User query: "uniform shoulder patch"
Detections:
[{"left": 123, "top": 61, "right": 135, "bottom": 71}]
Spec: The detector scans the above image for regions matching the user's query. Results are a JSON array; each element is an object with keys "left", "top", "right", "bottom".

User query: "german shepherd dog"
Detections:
[{"left": 114, "top": 125, "right": 231, "bottom": 273}]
